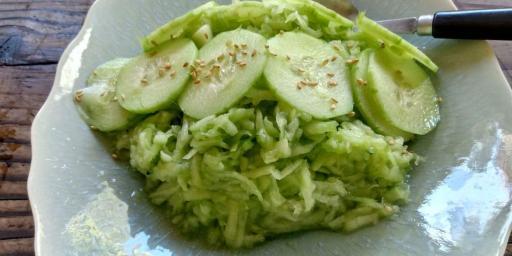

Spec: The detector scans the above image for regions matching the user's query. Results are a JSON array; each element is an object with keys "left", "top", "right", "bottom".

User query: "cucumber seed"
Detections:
[
  {"left": 320, "top": 59, "right": 329, "bottom": 67},
  {"left": 204, "top": 33, "right": 209, "bottom": 39}
]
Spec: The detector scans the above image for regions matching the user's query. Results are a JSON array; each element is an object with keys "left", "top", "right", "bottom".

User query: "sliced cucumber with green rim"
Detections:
[
  {"left": 74, "top": 58, "right": 140, "bottom": 132},
  {"left": 192, "top": 24, "right": 213, "bottom": 48},
  {"left": 350, "top": 50, "right": 413, "bottom": 139},
  {"left": 264, "top": 31, "right": 353, "bottom": 119},
  {"left": 367, "top": 49, "right": 440, "bottom": 135},
  {"left": 116, "top": 38, "right": 198, "bottom": 114},
  {"left": 179, "top": 29, "right": 268, "bottom": 119},
  {"left": 356, "top": 14, "right": 438, "bottom": 72}
]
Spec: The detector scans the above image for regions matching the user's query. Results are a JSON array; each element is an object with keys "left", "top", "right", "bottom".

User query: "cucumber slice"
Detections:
[
  {"left": 142, "top": 1, "right": 217, "bottom": 52},
  {"left": 192, "top": 24, "right": 213, "bottom": 48},
  {"left": 350, "top": 50, "right": 413, "bottom": 139},
  {"left": 356, "top": 13, "right": 438, "bottom": 73},
  {"left": 116, "top": 39, "right": 198, "bottom": 114},
  {"left": 75, "top": 58, "right": 140, "bottom": 132},
  {"left": 263, "top": 31, "right": 353, "bottom": 119},
  {"left": 179, "top": 29, "right": 268, "bottom": 119},
  {"left": 367, "top": 49, "right": 440, "bottom": 135}
]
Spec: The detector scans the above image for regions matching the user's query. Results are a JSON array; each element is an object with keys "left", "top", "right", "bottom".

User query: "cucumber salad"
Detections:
[{"left": 74, "top": 0, "right": 440, "bottom": 249}]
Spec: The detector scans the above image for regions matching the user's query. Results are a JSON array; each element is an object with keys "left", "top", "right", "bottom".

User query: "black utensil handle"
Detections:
[{"left": 432, "top": 9, "right": 512, "bottom": 40}]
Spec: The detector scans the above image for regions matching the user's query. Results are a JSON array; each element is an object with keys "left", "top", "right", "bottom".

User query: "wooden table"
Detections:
[{"left": 0, "top": 0, "right": 510, "bottom": 255}]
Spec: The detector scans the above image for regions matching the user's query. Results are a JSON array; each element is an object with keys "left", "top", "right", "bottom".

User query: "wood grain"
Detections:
[
  {"left": 0, "top": 162, "right": 30, "bottom": 181},
  {"left": 0, "top": 200, "right": 31, "bottom": 217},
  {"left": 0, "top": 238, "right": 33, "bottom": 256},
  {"left": 0, "top": 216, "right": 34, "bottom": 239},
  {"left": 0, "top": 0, "right": 510, "bottom": 255},
  {"left": 0, "top": 1, "right": 94, "bottom": 65}
]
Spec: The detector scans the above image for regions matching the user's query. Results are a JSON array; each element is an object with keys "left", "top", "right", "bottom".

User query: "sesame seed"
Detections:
[
  {"left": 141, "top": 78, "right": 148, "bottom": 85},
  {"left": 164, "top": 63, "right": 172, "bottom": 69},
  {"left": 251, "top": 50, "right": 257, "bottom": 57},
  {"left": 73, "top": 93, "right": 82, "bottom": 102},
  {"left": 297, "top": 68, "right": 305, "bottom": 73},
  {"left": 194, "top": 80, "right": 201, "bottom": 85},
  {"left": 347, "top": 111, "right": 356, "bottom": 117},
  {"left": 204, "top": 33, "right": 209, "bottom": 39},
  {"left": 270, "top": 52, "right": 277, "bottom": 56},
  {"left": 75, "top": 90, "right": 84, "bottom": 97},
  {"left": 356, "top": 78, "right": 368, "bottom": 86},
  {"left": 242, "top": 50, "right": 248, "bottom": 55},
  {"left": 387, "top": 138, "right": 395, "bottom": 145},
  {"left": 331, "top": 56, "right": 338, "bottom": 62},
  {"left": 297, "top": 82, "right": 304, "bottom": 90},
  {"left": 120, "top": 94, "right": 126, "bottom": 100},
  {"left": 332, "top": 45, "right": 340, "bottom": 51},
  {"left": 112, "top": 153, "right": 119, "bottom": 160},
  {"left": 346, "top": 58, "right": 359, "bottom": 65},
  {"left": 320, "top": 59, "right": 329, "bottom": 67},
  {"left": 309, "top": 81, "right": 318, "bottom": 87},
  {"left": 241, "top": 43, "right": 248, "bottom": 48},
  {"left": 327, "top": 72, "right": 335, "bottom": 77},
  {"left": 113, "top": 96, "right": 118, "bottom": 101},
  {"left": 236, "top": 61, "right": 247, "bottom": 68},
  {"left": 100, "top": 91, "right": 107, "bottom": 97},
  {"left": 265, "top": 44, "right": 269, "bottom": 49},
  {"left": 159, "top": 68, "right": 166, "bottom": 77},
  {"left": 229, "top": 51, "right": 236, "bottom": 57},
  {"left": 90, "top": 125, "right": 98, "bottom": 130},
  {"left": 234, "top": 44, "right": 240, "bottom": 49},
  {"left": 217, "top": 55, "right": 225, "bottom": 61},
  {"left": 330, "top": 98, "right": 338, "bottom": 104},
  {"left": 183, "top": 62, "right": 189, "bottom": 68},
  {"left": 328, "top": 80, "right": 337, "bottom": 87},
  {"left": 286, "top": 55, "right": 291, "bottom": 61},
  {"left": 170, "top": 70, "right": 177, "bottom": 77}
]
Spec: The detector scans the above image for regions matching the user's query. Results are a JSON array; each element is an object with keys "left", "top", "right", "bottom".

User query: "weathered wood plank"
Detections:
[
  {"left": 0, "top": 64, "right": 56, "bottom": 96},
  {"left": 0, "top": 108, "right": 37, "bottom": 126},
  {"left": 0, "top": 200, "right": 31, "bottom": 217},
  {"left": 0, "top": 143, "right": 31, "bottom": 162},
  {"left": 0, "top": 125, "right": 30, "bottom": 143},
  {"left": 0, "top": 238, "right": 34, "bottom": 256},
  {"left": 0, "top": 216, "right": 34, "bottom": 239},
  {"left": 0, "top": 181, "right": 28, "bottom": 199},
  {"left": 0, "top": 94, "right": 48, "bottom": 110},
  {"left": 0, "top": 162, "right": 30, "bottom": 181},
  {"left": 0, "top": 1, "right": 94, "bottom": 65}
]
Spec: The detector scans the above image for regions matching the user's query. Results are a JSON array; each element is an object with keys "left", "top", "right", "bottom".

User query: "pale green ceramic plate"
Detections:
[{"left": 28, "top": 0, "right": 512, "bottom": 255}]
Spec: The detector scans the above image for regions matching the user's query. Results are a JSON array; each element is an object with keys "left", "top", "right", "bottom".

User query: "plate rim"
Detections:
[{"left": 27, "top": 0, "right": 512, "bottom": 255}]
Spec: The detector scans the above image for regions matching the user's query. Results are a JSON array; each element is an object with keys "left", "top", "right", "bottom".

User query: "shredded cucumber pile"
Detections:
[
  {"left": 74, "top": 0, "right": 441, "bottom": 249},
  {"left": 114, "top": 95, "right": 417, "bottom": 248}
]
